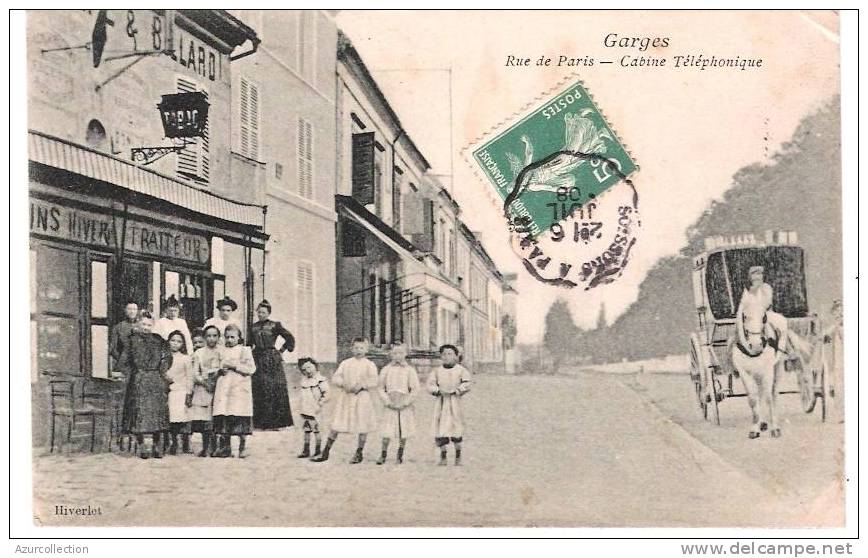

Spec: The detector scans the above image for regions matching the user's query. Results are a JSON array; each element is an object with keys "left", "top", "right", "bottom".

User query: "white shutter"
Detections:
[
  {"left": 296, "top": 261, "right": 315, "bottom": 355},
  {"left": 239, "top": 78, "right": 250, "bottom": 157},
  {"left": 176, "top": 76, "right": 209, "bottom": 183},
  {"left": 297, "top": 117, "right": 314, "bottom": 199},
  {"left": 239, "top": 76, "right": 260, "bottom": 160},
  {"left": 249, "top": 83, "right": 259, "bottom": 160}
]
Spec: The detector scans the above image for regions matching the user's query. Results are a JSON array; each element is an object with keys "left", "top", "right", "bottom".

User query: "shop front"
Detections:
[{"left": 29, "top": 131, "right": 267, "bottom": 449}]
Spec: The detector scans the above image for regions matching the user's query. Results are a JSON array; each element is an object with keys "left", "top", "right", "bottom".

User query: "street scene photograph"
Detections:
[{"left": 15, "top": 9, "right": 850, "bottom": 531}]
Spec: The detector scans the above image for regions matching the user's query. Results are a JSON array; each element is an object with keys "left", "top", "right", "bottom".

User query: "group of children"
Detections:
[
  {"left": 162, "top": 324, "right": 256, "bottom": 458},
  {"left": 308, "top": 339, "right": 472, "bottom": 466},
  {"left": 162, "top": 331, "right": 472, "bottom": 465}
]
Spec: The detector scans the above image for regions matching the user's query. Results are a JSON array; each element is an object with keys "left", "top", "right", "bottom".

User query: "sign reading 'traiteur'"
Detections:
[{"left": 29, "top": 198, "right": 211, "bottom": 266}]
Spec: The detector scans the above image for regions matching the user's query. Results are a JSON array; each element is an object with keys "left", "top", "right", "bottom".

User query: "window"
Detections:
[
  {"left": 373, "top": 160, "right": 383, "bottom": 217},
  {"left": 368, "top": 271, "right": 377, "bottom": 342},
  {"left": 90, "top": 259, "right": 110, "bottom": 379},
  {"left": 238, "top": 76, "right": 260, "bottom": 160},
  {"left": 378, "top": 277, "right": 387, "bottom": 345},
  {"left": 296, "top": 261, "right": 315, "bottom": 355},
  {"left": 34, "top": 245, "right": 82, "bottom": 377},
  {"left": 177, "top": 76, "right": 210, "bottom": 184},
  {"left": 438, "top": 219, "right": 447, "bottom": 261},
  {"left": 297, "top": 117, "right": 314, "bottom": 199},
  {"left": 351, "top": 132, "right": 375, "bottom": 205},
  {"left": 448, "top": 235, "right": 456, "bottom": 278},
  {"left": 392, "top": 172, "right": 402, "bottom": 229}
]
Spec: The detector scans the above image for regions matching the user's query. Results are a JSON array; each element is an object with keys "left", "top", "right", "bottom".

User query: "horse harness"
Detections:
[{"left": 737, "top": 311, "right": 782, "bottom": 358}]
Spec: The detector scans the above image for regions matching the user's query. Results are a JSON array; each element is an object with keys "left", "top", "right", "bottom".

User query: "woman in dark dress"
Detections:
[
  {"left": 250, "top": 300, "right": 295, "bottom": 429},
  {"left": 118, "top": 312, "right": 173, "bottom": 459}
]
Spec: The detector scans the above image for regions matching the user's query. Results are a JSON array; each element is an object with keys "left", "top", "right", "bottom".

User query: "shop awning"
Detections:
[
  {"left": 29, "top": 130, "right": 266, "bottom": 227},
  {"left": 336, "top": 195, "right": 420, "bottom": 258}
]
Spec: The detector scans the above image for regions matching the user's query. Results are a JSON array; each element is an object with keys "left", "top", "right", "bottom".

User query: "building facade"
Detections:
[
  {"left": 334, "top": 32, "right": 506, "bottom": 369},
  {"left": 27, "top": 13, "right": 509, "bottom": 450},
  {"left": 229, "top": 10, "right": 338, "bottom": 367},
  {"left": 27, "top": 10, "right": 262, "bottom": 446},
  {"left": 459, "top": 226, "right": 506, "bottom": 370}
]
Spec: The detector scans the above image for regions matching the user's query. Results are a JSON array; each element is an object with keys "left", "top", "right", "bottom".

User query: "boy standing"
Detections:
[
  {"left": 376, "top": 343, "right": 420, "bottom": 465},
  {"left": 427, "top": 344, "right": 472, "bottom": 466},
  {"left": 296, "top": 357, "right": 329, "bottom": 458},
  {"left": 312, "top": 338, "right": 378, "bottom": 463}
]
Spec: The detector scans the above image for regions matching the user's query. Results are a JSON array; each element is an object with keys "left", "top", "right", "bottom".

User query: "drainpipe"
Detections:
[{"left": 261, "top": 205, "right": 268, "bottom": 300}]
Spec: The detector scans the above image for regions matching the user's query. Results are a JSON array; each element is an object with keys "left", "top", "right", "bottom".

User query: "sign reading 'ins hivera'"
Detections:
[{"left": 30, "top": 198, "right": 210, "bottom": 266}]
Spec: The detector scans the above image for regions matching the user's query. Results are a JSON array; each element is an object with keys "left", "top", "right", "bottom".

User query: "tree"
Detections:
[
  {"left": 586, "top": 96, "right": 841, "bottom": 362},
  {"left": 543, "top": 299, "right": 580, "bottom": 373}
]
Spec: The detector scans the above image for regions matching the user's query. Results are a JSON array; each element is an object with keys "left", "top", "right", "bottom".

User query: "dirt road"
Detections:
[{"left": 32, "top": 372, "right": 843, "bottom": 527}]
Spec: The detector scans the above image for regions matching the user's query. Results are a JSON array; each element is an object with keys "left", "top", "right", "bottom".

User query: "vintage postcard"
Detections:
[{"left": 13, "top": 9, "right": 851, "bottom": 533}]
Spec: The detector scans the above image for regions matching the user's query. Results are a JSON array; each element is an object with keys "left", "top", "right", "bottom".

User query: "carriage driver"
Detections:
[{"left": 736, "top": 266, "right": 788, "bottom": 353}]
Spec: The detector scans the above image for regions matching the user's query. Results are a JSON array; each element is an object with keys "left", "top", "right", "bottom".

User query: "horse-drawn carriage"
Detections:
[{"left": 689, "top": 231, "right": 835, "bottom": 428}]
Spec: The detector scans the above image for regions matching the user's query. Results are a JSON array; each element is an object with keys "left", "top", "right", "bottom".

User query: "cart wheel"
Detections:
[
  {"left": 709, "top": 368, "right": 721, "bottom": 426},
  {"left": 798, "top": 363, "right": 818, "bottom": 414},
  {"left": 819, "top": 359, "right": 829, "bottom": 422},
  {"left": 694, "top": 379, "right": 707, "bottom": 419},
  {"left": 690, "top": 333, "right": 718, "bottom": 424},
  {"left": 690, "top": 333, "right": 706, "bottom": 417}
]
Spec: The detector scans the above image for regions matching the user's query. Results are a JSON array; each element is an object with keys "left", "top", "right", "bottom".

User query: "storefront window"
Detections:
[
  {"left": 90, "top": 326, "right": 109, "bottom": 379},
  {"left": 90, "top": 260, "right": 109, "bottom": 379},
  {"left": 91, "top": 261, "right": 107, "bottom": 319},
  {"left": 35, "top": 245, "right": 81, "bottom": 376},
  {"left": 211, "top": 237, "right": 224, "bottom": 275}
]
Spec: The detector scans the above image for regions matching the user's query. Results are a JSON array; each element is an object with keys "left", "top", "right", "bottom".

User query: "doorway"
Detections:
[{"left": 113, "top": 259, "right": 151, "bottom": 322}]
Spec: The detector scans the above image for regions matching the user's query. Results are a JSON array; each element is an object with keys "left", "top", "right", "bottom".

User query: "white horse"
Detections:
[{"left": 731, "top": 302, "right": 813, "bottom": 439}]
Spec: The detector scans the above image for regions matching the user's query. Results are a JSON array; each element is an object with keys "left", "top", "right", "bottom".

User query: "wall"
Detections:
[
  {"left": 28, "top": 10, "right": 235, "bottom": 199},
  {"left": 230, "top": 10, "right": 338, "bottom": 365}
]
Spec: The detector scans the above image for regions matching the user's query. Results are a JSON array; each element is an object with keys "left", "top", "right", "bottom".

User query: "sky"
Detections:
[{"left": 335, "top": 10, "right": 840, "bottom": 343}]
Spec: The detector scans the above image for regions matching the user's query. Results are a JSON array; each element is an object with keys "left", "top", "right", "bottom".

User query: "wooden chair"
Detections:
[{"left": 48, "top": 380, "right": 107, "bottom": 453}]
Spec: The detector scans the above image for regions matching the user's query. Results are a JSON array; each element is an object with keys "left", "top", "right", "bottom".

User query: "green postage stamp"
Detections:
[{"left": 470, "top": 79, "right": 637, "bottom": 239}]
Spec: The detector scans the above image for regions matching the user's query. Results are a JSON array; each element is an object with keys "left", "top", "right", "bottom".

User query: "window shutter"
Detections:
[
  {"left": 296, "top": 261, "right": 315, "bottom": 355},
  {"left": 402, "top": 186, "right": 424, "bottom": 235},
  {"left": 392, "top": 175, "right": 402, "bottom": 230},
  {"left": 176, "top": 76, "right": 209, "bottom": 183},
  {"left": 351, "top": 132, "right": 375, "bottom": 205},
  {"left": 239, "top": 78, "right": 249, "bottom": 157},
  {"left": 249, "top": 81, "right": 259, "bottom": 160},
  {"left": 412, "top": 199, "right": 434, "bottom": 251},
  {"left": 239, "top": 77, "right": 260, "bottom": 160},
  {"left": 297, "top": 117, "right": 313, "bottom": 199}
]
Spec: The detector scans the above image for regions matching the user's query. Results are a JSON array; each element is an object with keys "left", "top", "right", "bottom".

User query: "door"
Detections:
[
  {"left": 162, "top": 269, "right": 212, "bottom": 329},
  {"left": 113, "top": 259, "right": 151, "bottom": 322}
]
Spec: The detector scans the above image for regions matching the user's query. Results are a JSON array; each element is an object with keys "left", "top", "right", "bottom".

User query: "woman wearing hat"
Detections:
[
  {"left": 154, "top": 295, "right": 192, "bottom": 354},
  {"left": 206, "top": 296, "right": 242, "bottom": 344},
  {"left": 250, "top": 299, "right": 295, "bottom": 430}
]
